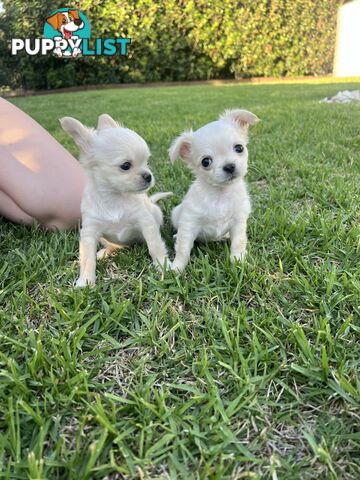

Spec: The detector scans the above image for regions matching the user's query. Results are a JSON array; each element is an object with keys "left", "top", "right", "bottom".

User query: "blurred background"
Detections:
[{"left": 0, "top": 0, "right": 358, "bottom": 92}]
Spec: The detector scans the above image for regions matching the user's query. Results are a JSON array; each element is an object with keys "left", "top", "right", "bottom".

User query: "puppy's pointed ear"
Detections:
[
  {"left": 168, "top": 130, "right": 193, "bottom": 163},
  {"left": 97, "top": 113, "right": 121, "bottom": 131},
  {"left": 59, "top": 117, "right": 94, "bottom": 154},
  {"left": 219, "top": 109, "right": 260, "bottom": 129}
]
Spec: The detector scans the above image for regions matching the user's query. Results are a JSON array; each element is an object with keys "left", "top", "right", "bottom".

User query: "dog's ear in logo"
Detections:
[
  {"left": 46, "top": 12, "right": 62, "bottom": 31},
  {"left": 68, "top": 9, "right": 81, "bottom": 21}
]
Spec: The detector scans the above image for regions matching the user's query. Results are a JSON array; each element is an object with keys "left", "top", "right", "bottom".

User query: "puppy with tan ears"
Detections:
[
  {"left": 169, "top": 109, "right": 259, "bottom": 272},
  {"left": 60, "top": 114, "right": 171, "bottom": 287}
]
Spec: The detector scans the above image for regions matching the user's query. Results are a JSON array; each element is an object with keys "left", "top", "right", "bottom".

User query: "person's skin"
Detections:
[{"left": 0, "top": 97, "right": 85, "bottom": 229}]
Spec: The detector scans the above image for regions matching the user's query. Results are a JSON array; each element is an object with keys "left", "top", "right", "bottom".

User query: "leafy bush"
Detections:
[{"left": 0, "top": 0, "right": 341, "bottom": 90}]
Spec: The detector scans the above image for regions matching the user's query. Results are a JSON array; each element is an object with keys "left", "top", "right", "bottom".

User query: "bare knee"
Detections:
[{"left": 0, "top": 189, "right": 35, "bottom": 225}]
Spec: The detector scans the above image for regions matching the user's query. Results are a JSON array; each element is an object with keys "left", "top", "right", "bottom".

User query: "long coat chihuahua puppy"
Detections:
[
  {"left": 169, "top": 109, "right": 259, "bottom": 272},
  {"left": 61, "top": 114, "right": 171, "bottom": 287}
]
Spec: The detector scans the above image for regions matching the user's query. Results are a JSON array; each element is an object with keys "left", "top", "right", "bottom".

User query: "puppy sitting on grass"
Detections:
[
  {"left": 169, "top": 109, "right": 259, "bottom": 272},
  {"left": 61, "top": 114, "right": 171, "bottom": 287}
]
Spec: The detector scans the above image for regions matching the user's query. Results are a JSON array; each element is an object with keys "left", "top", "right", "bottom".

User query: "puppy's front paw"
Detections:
[
  {"left": 231, "top": 250, "right": 247, "bottom": 263},
  {"left": 170, "top": 259, "right": 186, "bottom": 273},
  {"left": 75, "top": 276, "right": 96, "bottom": 288}
]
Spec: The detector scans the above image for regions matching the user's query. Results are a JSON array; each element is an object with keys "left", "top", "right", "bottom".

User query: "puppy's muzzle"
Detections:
[
  {"left": 142, "top": 173, "right": 152, "bottom": 184},
  {"left": 223, "top": 163, "right": 236, "bottom": 174}
]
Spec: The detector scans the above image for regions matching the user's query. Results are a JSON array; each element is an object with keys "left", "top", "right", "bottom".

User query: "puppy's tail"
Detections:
[{"left": 150, "top": 192, "right": 173, "bottom": 203}]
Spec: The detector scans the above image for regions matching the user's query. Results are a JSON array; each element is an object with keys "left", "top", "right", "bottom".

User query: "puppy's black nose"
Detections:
[
  {"left": 143, "top": 173, "right": 152, "bottom": 183},
  {"left": 223, "top": 163, "right": 235, "bottom": 174},
  {"left": 74, "top": 18, "right": 83, "bottom": 26}
]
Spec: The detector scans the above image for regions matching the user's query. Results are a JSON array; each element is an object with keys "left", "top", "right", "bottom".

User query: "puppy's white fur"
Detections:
[
  {"left": 169, "top": 109, "right": 259, "bottom": 272},
  {"left": 60, "top": 114, "right": 171, "bottom": 287}
]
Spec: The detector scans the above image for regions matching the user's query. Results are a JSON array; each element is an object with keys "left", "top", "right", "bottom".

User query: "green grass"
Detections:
[{"left": 1, "top": 80, "right": 359, "bottom": 479}]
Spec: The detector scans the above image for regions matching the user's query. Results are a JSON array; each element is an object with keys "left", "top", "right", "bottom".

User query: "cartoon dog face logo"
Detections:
[{"left": 46, "top": 9, "right": 84, "bottom": 40}]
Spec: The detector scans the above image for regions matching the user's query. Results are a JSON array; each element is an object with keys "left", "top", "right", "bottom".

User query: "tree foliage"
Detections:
[{"left": 0, "top": 0, "right": 341, "bottom": 90}]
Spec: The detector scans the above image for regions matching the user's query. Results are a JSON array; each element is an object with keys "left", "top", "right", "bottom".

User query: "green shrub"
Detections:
[{"left": 0, "top": 0, "right": 341, "bottom": 90}]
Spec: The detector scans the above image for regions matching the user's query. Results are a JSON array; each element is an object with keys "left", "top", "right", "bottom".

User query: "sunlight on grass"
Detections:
[{"left": 1, "top": 81, "right": 359, "bottom": 479}]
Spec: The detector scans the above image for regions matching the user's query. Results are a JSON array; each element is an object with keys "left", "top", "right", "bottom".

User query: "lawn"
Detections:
[{"left": 1, "top": 80, "right": 359, "bottom": 479}]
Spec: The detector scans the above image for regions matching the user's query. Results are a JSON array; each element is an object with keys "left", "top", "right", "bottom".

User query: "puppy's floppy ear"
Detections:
[
  {"left": 168, "top": 130, "right": 193, "bottom": 163},
  {"left": 46, "top": 13, "right": 61, "bottom": 30},
  {"left": 97, "top": 114, "right": 122, "bottom": 131},
  {"left": 59, "top": 117, "right": 94, "bottom": 154},
  {"left": 219, "top": 109, "right": 260, "bottom": 129}
]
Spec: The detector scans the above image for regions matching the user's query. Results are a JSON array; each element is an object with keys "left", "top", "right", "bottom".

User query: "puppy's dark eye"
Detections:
[
  {"left": 234, "top": 144, "right": 244, "bottom": 154},
  {"left": 201, "top": 157, "right": 213, "bottom": 168},
  {"left": 120, "top": 162, "right": 131, "bottom": 171},
  {"left": 62, "top": 18, "right": 67, "bottom": 24}
]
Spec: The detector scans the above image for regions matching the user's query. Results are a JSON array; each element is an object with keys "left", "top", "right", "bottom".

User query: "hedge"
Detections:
[{"left": 0, "top": 0, "right": 341, "bottom": 90}]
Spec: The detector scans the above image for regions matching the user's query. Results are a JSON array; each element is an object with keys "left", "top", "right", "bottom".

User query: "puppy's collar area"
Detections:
[{"left": 199, "top": 176, "right": 242, "bottom": 190}]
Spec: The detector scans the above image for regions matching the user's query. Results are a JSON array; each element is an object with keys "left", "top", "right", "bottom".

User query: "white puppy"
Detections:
[
  {"left": 60, "top": 114, "right": 171, "bottom": 287},
  {"left": 169, "top": 109, "right": 259, "bottom": 272}
]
